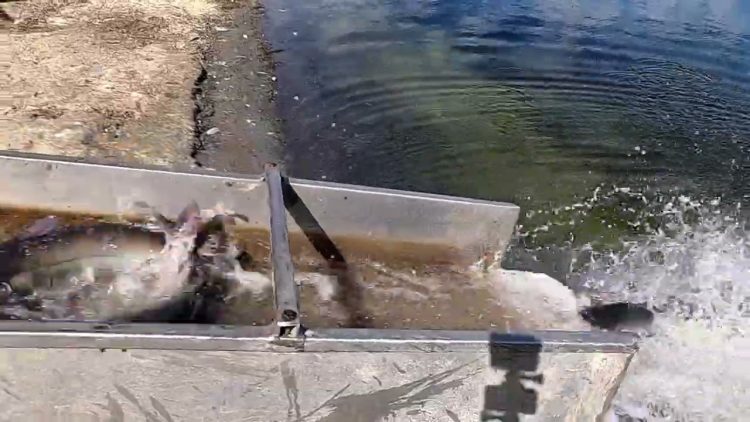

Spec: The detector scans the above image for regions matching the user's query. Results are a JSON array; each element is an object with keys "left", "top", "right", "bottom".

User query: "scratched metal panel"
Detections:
[
  {"left": 0, "top": 151, "right": 518, "bottom": 261},
  {"left": 0, "top": 348, "right": 630, "bottom": 422}
]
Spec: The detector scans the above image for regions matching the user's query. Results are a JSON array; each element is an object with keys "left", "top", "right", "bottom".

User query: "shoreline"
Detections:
[{"left": 192, "top": 0, "right": 281, "bottom": 175}]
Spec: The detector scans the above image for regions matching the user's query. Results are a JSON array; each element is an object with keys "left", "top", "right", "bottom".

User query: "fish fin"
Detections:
[
  {"left": 132, "top": 200, "right": 151, "bottom": 209},
  {"left": 148, "top": 210, "right": 177, "bottom": 236},
  {"left": 177, "top": 201, "right": 201, "bottom": 225},
  {"left": 176, "top": 201, "right": 202, "bottom": 235},
  {"left": 18, "top": 216, "right": 59, "bottom": 240},
  {"left": 150, "top": 202, "right": 203, "bottom": 237},
  {"left": 226, "top": 213, "right": 249, "bottom": 224}
]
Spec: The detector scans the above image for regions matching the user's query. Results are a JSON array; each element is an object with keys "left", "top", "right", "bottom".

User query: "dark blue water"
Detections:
[{"left": 264, "top": 0, "right": 750, "bottom": 255}]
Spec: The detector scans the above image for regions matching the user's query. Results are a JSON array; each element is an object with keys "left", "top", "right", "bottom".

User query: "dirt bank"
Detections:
[
  {"left": 1, "top": 0, "right": 278, "bottom": 171},
  {"left": 192, "top": 0, "right": 280, "bottom": 174}
]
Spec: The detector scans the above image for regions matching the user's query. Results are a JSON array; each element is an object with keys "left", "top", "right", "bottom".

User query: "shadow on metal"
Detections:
[{"left": 280, "top": 174, "right": 372, "bottom": 328}]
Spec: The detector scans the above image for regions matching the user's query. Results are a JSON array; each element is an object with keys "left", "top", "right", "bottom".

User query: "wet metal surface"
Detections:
[
  {"left": 0, "top": 206, "right": 549, "bottom": 331},
  {"left": 0, "top": 153, "right": 525, "bottom": 330},
  {"left": 0, "top": 152, "right": 518, "bottom": 263},
  {"left": 0, "top": 153, "right": 638, "bottom": 420}
]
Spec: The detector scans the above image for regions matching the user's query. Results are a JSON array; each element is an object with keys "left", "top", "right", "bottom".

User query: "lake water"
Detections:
[
  {"left": 266, "top": 0, "right": 750, "bottom": 225},
  {"left": 265, "top": 0, "right": 750, "bottom": 278},
  {"left": 263, "top": 1, "right": 750, "bottom": 419}
]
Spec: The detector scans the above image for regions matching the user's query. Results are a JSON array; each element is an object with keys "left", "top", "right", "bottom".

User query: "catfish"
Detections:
[{"left": 0, "top": 203, "right": 263, "bottom": 322}]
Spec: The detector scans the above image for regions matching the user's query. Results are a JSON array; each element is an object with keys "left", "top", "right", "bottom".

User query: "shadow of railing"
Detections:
[{"left": 280, "top": 177, "right": 372, "bottom": 328}]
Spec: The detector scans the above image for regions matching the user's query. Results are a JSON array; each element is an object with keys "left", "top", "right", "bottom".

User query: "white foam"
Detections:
[
  {"left": 296, "top": 272, "right": 339, "bottom": 301},
  {"left": 578, "top": 198, "right": 750, "bottom": 420},
  {"left": 484, "top": 269, "right": 588, "bottom": 330}
]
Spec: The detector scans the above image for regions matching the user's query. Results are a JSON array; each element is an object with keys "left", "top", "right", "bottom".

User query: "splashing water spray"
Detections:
[{"left": 576, "top": 193, "right": 750, "bottom": 421}]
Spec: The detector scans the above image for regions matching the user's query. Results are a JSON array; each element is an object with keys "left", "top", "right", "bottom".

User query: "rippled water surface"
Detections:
[{"left": 265, "top": 0, "right": 750, "bottom": 243}]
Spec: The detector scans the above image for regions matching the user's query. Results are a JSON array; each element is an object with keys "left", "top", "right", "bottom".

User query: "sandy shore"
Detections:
[{"left": 1, "top": 0, "right": 278, "bottom": 172}]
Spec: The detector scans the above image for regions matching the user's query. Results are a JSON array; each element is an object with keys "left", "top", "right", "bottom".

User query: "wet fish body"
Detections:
[
  {"left": 0, "top": 222, "right": 175, "bottom": 321},
  {"left": 0, "top": 204, "right": 265, "bottom": 322},
  {"left": 0, "top": 223, "right": 165, "bottom": 283}
]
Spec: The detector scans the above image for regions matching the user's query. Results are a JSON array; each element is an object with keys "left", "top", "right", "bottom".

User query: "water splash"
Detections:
[{"left": 576, "top": 198, "right": 750, "bottom": 420}]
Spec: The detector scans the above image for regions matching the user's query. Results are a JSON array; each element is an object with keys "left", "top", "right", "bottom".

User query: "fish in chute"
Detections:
[{"left": 0, "top": 202, "right": 270, "bottom": 323}]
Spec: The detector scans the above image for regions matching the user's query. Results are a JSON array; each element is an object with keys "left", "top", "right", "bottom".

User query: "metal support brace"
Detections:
[{"left": 264, "top": 164, "right": 303, "bottom": 341}]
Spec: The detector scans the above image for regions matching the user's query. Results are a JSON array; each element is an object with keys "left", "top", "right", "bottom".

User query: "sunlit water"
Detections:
[
  {"left": 266, "top": 0, "right": 750, "bottom": 208},
  {"left": 263, "top": 0, "right": 750, "bottom": 419}
]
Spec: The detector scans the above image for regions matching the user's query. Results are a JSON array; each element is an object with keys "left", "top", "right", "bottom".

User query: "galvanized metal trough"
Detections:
[{"left": 0, "top": 152, "right": 636, "bottom": 421}]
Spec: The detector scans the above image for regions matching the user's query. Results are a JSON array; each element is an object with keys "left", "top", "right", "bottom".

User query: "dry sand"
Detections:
[{"left": 1, "top": 0, "right": 226, "bottom": 167}]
